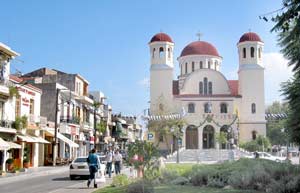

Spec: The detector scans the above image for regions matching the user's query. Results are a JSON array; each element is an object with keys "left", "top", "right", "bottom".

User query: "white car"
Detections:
[
  {"left": 257, "top": 152, "right": 286, "bottom": 162},
  {"left": 69, "top": 156, "right": 105, "bottom": 180}
]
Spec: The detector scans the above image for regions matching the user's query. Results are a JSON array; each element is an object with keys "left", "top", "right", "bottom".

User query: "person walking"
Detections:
[
  {"left": 87, "top": 149, "right": 99, "bottom": 188},
  {"left": 114, "top": 150, "right": 122, "bottom": 175},
  {"left": 106, "top": 148, "right": 113, "bottom": 178}
]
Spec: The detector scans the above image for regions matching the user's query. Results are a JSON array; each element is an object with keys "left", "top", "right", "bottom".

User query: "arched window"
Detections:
[
  {"left": 168, "top": 47, "right": 171, "bottom": 58},
  {"left": 208, "top": 61, "right": 211, "bottom": 69},
  {"left": 200, "top": 61, "right": 203, "bottom": 69},
  {"left": 188, "top": 103, "right": 195, "bottom": 113},
  {"left": 208, "top": 82, "right": 212, "bottom": 94},
  {"left": 204, "top": 103, "right": 212, "bottom": 113},
  {"left": 220, "top": 103, "right": 228, "bottom": 113},
  {"left": 204, "top": 77, "right": 208, "bottom": 95},
  {"left": 215, "top": 61, "right": 217, "bottom": 70},
  {"left": 192, "top": 62, "right": 195, "bottom": 72},
  {"left": 159, "top": 47, "right": 164, "bottom": 58},
  {"left": 185, "top": 63, "right": 188, "bottom": 74},
  {"left": 258, "top": 47, "right": 261, "bottom": 58},
  {"left": 251, "top": 103, "right": 256, "bottom": 114},
  {"left": 243, "top": 48, "right": 246, "bottom": 58},
  {"left": 199, "top": 82, "right": 203, "bottom": 94},
  {"left": 152, "top": 48, "right": 156, "bottom": 58},
  {"left": 251, "top": 47, "right": 255, "bottom": 58},
  {"left": 159, "top": 104, "right": 164, "bottom": 111},
  {"left": 252, "top": 131, "right": 257, "bottom": 140}
]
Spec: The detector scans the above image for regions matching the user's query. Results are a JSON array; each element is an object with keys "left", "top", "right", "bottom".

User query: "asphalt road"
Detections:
[{"left": 0, "top": 171, "right": 91, "bottom": 193}]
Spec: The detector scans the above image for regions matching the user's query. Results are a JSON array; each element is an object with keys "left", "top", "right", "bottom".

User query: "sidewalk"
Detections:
[{"left": 0, "top": 166, "right": 69, "bottom": 185}]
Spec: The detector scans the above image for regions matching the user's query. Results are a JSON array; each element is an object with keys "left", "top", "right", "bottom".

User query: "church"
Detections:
[{"left": 149, "top": 32, "right": 266, "bottom": 151}]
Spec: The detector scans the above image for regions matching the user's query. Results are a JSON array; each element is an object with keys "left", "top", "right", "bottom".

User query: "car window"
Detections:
[{"left": 74, "top": 158, "right": 87, "bottom": 163}]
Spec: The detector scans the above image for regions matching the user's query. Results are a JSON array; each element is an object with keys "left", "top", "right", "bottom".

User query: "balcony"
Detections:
[
  {"left": 60, "top": 116, "right": 80, "bottom": 125},
  {"left": 75, "top": 95, "right": 94, "bottom": 105},
  {"left": 0, "top": 82, "right": 9, "bottom": 97}
]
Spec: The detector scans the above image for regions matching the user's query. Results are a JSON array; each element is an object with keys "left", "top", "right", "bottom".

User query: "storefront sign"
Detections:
[{"left": 17, "top": 87, "right": 36, "bottom": 96}]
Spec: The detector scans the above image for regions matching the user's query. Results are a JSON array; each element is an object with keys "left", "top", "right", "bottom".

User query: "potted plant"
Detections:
[
  {"left": 5, "top": 158, "right": 14, "bottom": 171},
  {"left": 23, "top": 157, "right": 30, "bottom": 168}
]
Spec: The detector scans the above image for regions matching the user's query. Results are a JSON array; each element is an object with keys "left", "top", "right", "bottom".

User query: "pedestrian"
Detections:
[
  {"left": 106, "top": 148, "right": 113, "bottom": 178},
  {"left": 114, "top": 150, "right": 122, "bottom": 175},
  {"left": 87, "top": 149, "right": 99, "bottom": 188}
]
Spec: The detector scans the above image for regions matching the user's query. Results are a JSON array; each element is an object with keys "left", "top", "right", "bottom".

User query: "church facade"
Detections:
[{"left": 149, "top": 32, "right": 266, "bottom": 150}]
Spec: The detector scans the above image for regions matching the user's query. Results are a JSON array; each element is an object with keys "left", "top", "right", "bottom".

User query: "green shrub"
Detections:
[
  {"left": 160, "top": 170, "right": 179, "bottom": 184},
  {"left": 170, "top": 176, "right": 189, "bottom": 185},
  {"left": 127, "top": 180, "right": 154, "bottom": 193},
  {"left": 207, "top": 176, "right": 226, "bottom": 188},
  {"left": 111, "top": 174, "right": 129, "bottom": 187},
  {"left": 190, "top": 167, "right": 218, "bottom": 186}
]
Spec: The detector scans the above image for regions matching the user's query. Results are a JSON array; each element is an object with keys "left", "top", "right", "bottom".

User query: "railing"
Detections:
[
  {"left": 0, "top": 120, "right": 13, "bottom": 128},
  {"left": 60, "top": 116, "right": 80, "bottom": 125}
]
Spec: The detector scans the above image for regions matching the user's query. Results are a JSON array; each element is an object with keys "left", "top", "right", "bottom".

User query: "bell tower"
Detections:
[{"left": 149, "top": 33, "right": 174, "bottom": 114}]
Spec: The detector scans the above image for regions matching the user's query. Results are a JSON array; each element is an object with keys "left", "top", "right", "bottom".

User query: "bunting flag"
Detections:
[{"left": 265, "top": 113, "right": 287, "bottom": 120}]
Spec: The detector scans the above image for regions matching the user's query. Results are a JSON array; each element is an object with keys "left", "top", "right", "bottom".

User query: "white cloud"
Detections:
[
  {"left": 264, "top": 52, "right": 293, "bottom": 104},
  {"left": 138, "top": 77, "right": 150, "bottom": 88}
]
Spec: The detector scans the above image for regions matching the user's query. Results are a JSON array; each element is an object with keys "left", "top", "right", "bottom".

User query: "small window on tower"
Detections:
[
  {"left": 188, "top": 103, "right": 195, "bottom": 113},
  {"left": 192, "top": 62, "right": 195, "bottom": 72},
  {"left": 208, "top": 82, "right": 212, "bottom": 94},
  {"left": 168, "top": 48, "right": 171, "bottom": 58},
  {"left": 152, "top": 48, "right": 156, "bottom": 58},
  {"left": 200, "top": 61, "right": 203, "bottom": 69},
  {"left": 159, "top": 47, "right": 164, "bottom": 58},
  {"left": 258, "top": 47, "right": 261, "bottom": 58},
  {"left": 251, "top": 47, "right": 255, "bottom": 58},
  {"left": 243, "top": 48, "right": 246, "bottom": 58},
  {"left": 208, "top": 61, "right": 211, "bottom": 69},
  {"left": 215, "top": 61, "right": 217, "bottom": 70},
  {"left": 199, "top": 82, "right": 203, "bottom": 94},
  {"left": 220, "top": 103, "right": 227, "bottom": 113},
  {"left": 252, "top": 131, "right": 257, "bottom": 140},
  {"left": 185, "top": 63, "right": 188, "bottom": 74},
  {"left": 251, "top": 103, "right": 256, "bottom": 114}
]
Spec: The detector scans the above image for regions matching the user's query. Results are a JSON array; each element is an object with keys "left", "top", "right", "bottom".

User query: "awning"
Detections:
[
  {"left": 0, "top": 137, "right": 9, "bottom": 150},
  {"left": 17, "top": 135, "right": 37, "bottom": 143},
  {"left": 31, "top": 136, "right": 50, "bottom": 144},
  {"left": 17, "top": 135, "right": 50, "bottom": 144},
  {"left": 0, "top": 127, "right": 17, "bottom": 134},
  {"left": 44, "top": 130, "right": 79, "bottom": 148},
  {"left": 7, "top": 141, "right": 21, "bottom": 149}
]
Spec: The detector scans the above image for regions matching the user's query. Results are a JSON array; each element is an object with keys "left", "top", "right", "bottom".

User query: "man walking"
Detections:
[
  {"left": 114, "top": 150, "right": 122, "bottom": 175},
  {"left": 87, "top": 149, "right": 99, "bottom": 188},
  {"left": 106, "top": 148, "right": 113, "bottom": 178}
]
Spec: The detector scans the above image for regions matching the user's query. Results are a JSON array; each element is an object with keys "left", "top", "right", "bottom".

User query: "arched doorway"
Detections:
[
  {"left": 203, "top": 125, "right": 215, "bottom": 149},
  {"left": 220, "top": 125, "right": 229, "bottom": 149},
  {"left": 186, "top": 125, "right": 198, "bottom": 149}
]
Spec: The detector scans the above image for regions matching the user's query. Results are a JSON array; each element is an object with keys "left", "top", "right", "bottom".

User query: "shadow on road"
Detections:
[{"left": 52, "top": 177, "right": 72, "bottom": 181}]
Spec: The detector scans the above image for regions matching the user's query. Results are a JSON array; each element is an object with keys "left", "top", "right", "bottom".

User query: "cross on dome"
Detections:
[{"left": 196, "top": 31, "right": 203, "bottom": 41}]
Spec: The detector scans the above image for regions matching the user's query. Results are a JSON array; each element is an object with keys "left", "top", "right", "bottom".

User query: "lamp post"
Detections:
[
  {"left": 53, "top": 88, "right": 60, "bottom": 166},
  {"left": 171, "top": 126, "right": 185, "bottom": 164}
]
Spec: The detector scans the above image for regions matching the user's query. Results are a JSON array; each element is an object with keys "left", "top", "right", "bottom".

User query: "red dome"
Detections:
[
  {"left": 180, "top": 41, "right": 220, "bottom": 57},
  {"left": 239, "top": 32, "right": 262, "bottom": 43},
  {"left": 150, "top": 33, "right": 173, "bottom": 43}
]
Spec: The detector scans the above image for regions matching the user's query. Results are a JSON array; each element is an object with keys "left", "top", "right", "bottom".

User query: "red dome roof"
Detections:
[
  {"left": 239, "top": 32, "right": 262, "bottom": 43},
  {"left": 150, "top": 33, "right": 173, "bottom": 43},
  {"left": 180, "top": 41, "right": 220, "bottom": 57}
]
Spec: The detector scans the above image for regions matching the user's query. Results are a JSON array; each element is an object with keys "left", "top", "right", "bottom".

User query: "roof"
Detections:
[
  {"left": 174, "top": 94, "right": 241, "bottom": 98},
  {"left": 9, "top": 75, "right": 42, "bottom": 93},
  {"left": 180, "top": 41, "right": 220, "bottom": 57},
  {"left": 0, "top": 42, "right": 19, "bottom": 57},
  {"left": 150, "top": 33, "right": 173, "bottom": 43},
  {"left": 227, "top": 80, "right": 239, "bottom": 96},
  {"left": 238, "top": 32, "right": 263, "bottom": 43}
]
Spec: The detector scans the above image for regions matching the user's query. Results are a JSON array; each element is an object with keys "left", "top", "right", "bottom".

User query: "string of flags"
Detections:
[{"left": 265, "top": 113, "right": 288, "bottom": 120}]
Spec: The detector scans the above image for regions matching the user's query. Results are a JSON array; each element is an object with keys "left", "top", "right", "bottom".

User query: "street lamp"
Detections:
[{"left": 171, "top": 125, "right": 186, "bottom": 163}]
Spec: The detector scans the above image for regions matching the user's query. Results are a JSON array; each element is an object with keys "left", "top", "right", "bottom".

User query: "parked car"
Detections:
[
  {"left": 257, "top": 152, "right": 286, "bottom": 162},
  {"left": 69, "top": 156, "right": 105, "bottom": 180}
]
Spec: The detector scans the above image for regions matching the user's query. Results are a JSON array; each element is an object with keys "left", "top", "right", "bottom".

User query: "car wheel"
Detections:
[{"left": 70, "top": 175, "right": 76, "bottom": 180}]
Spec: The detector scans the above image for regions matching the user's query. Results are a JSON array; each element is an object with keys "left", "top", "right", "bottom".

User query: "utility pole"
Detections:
[
  {"left": 53, "top": 88, "right": 60, "bottom": 166},
  {"left": 94, "top": 106, "right": 97, "bottom": 151}
]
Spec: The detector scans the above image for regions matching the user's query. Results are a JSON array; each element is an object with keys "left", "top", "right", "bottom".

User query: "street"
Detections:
[{"left": 0, "top": 170, "right": 108, "bottom": 193}]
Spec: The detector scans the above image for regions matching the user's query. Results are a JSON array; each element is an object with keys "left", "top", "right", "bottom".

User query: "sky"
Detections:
[{"left": 0, "top": 0, "right": 292, "bottom": 116}]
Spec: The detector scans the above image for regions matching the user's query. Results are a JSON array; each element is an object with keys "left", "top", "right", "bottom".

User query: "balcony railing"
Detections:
[
  {"left": 0, "top": 120, "right": 13, "bottom": 128},
  {"left": 60, "top": 116, "right": 80, "bottom": 125}
]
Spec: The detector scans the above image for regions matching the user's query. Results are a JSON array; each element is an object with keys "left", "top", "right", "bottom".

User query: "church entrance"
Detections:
[
  {"left": 185, "top": 125, "right": 198, "bottom": 149},
  {"left": 203, "top": 125, "right": 215, "bottom": 149}
]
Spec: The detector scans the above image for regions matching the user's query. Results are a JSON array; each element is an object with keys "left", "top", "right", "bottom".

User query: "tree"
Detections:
[
  {"left": 266, "top": 101, "right": 289, "bottom": 145},
  {"left": 269, "top": 0, "right": 300, "bottom": 144}
]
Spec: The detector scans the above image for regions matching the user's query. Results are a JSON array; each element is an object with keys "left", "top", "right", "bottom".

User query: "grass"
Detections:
[
  {"left": 165, "top": 163, "right": 196, "bottom": 176},
  {"left": 94, "top": 185, "right": 264, "bottom": 193}
]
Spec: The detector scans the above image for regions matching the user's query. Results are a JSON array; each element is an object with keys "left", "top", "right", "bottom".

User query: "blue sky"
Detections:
[{"left": 0, "top": 0, "right": 290, "bottom": 115}]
